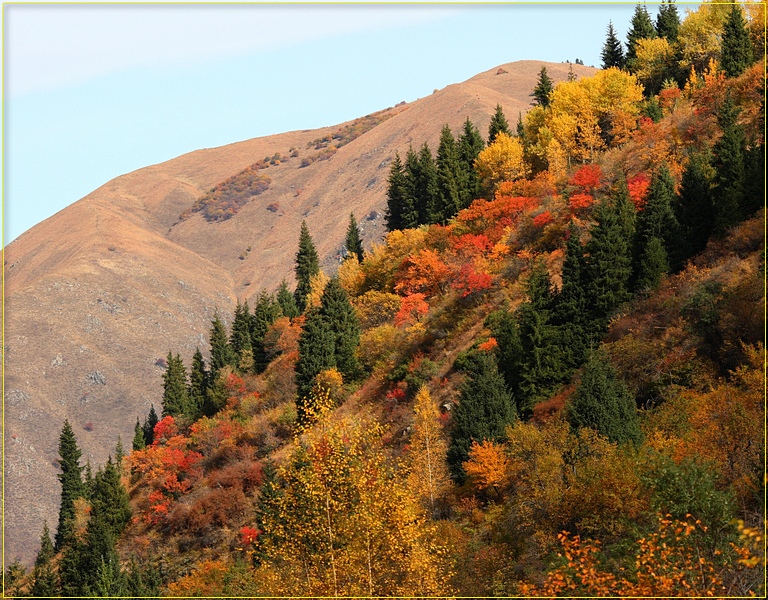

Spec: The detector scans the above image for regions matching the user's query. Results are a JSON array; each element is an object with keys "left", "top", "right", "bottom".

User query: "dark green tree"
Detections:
[
  {"left": 720, "top": 3, "right": 753, "bottom": 78},
  {"left": 91, "top": 456, "right": 132, "bottom": 539},
  {"left": 203, "top": 372, "right": 229, "bottom": 417},
  {"left": 447, "top": 351, "right": 516, "bottom": 481},
  {"left": 712, "top": 94, "right": 747, "bottom": 234},
  {"left": 410, "top": 142, "right": 441, "bottom": 225},
  {"left": 626, "top": 3, "right": 657, "bottom": 67},
  {"left": 676, "top": 150, "right": 715, "bottom": 261},
  {"left": 253, "top": 459, "right": 284, "bottom": 566},
  {"left": 142, "top": 404, "right": 159, "bottom": 446},
  {"left": 655, "top": 0, "right": 680, "bottom": 42},
  {"left": 229, "top": 300, "right": 253, "bottom": 364},
  {"left": 320, "top": 277, "right": 361, "bottom": 381},
  {"left": 567, "top": 351, "right": 642, "bottom": 445},
  {"left": 385, "top": 152, "right": 417, "bottom": 232},
  {"left": 436, "top": 124, "right": 462, "bottom": 222},
  {"left": 488, "top": 104, "right": 512, "bottom": 144},
  {"left": 30, "top": 522, "right": 58, "bottom": 597},
  {"left": 635, "top": 236, "right": 670, "bottom": 292},
  {"left": 209, "top": 314, "right": 235, "bottom": 374},
  {"left": 295, "top": 307, "right": 336, "bottom": 419},
  {"left": 161, "top": 352, "right": 190, "bottom": 418},
  {"left": 55, "top": 420, "right": 85, "bottom": 551},
  {"left": 345, "top": 213, "right": 365, "bottom": 261},
  {"left": 457, "top": 117, "right": 485, "bottom": 209},
  {"left": 531, "top": 67, "right": 554, "bottom": 108},
  {"left": 132, "top": 417, "right": 146, "bottom": 451},
  {"left": 251, "top": 290, "right": 282, "bottom": 374},
  {"left": 487, "top": 307, "right": 524, "bottom": 402},
  {"left": 276, "top": 279, "right": 300, "bottom": 319},
  {"left": 188, "top": 347, "right": 208, "bottom": 420},
  {"left": 601, "top": 21, "right": 626, "bottom": 69},
  {"left": 4, "top": 560, "right": 27, "bottom": 598},
  {"left": 294, "top": 220, "right": 320, "bottom": 311}
]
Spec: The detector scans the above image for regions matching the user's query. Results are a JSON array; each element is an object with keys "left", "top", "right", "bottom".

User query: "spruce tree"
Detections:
[
  {"left": 567, "top": 351, "right": 642, "bottom": 445},
  {"left": 55, "top": 420, "right": 85, "bottom": 551},
  {"left": 132, "top": 417, "right": 146, "bottom": 451},
  {"left": 635, "top": 236, "right": 670, "bottom": 292},
  {"left": 143, "top": 404, "right": 159, "bottom": 446},
  {"left": 488, "top": 104, "right": 512, "bottom": 144},
  {"left": 712, "top": 94, "right": 747, "bottom": 234},
  {"left": 92, "top": 457, "right": 132, "bottom": 539},
  {"left": 188, "top": 347, "right": 208, "bottom": 420},
  {"left": 294, "top": 220, "right": 320, "bottom": 311},
  {"left": 626, "top": 3, "right": 657, "bottom": 68},
  {"left": 385, "top": 152, "right": 414, "bottom": 232},
  {"left": 320, "top": 277, "right": 362, "bottom": 381},
  {"left": 413, "top": 142, "right": 441, "bottom": 225},
  {"left": 436, "top": 124, "right": 462, "bottom": 223},
  {"left": 720, "top": 3, "right": 753, "bottom": 78},
  {"left": 655, "top": 0, "right": 680, "bottom": 42},
  {"left": 601, "top": 21, "right": 626, "bottom": 69},
  {"left": 203, "top": 372, "right": 228, "bottom": 417},
  {"left": 161, "top": 352, "right": 190, "bottom": 418},
  {"left": 251, "top": 290, "right": 282, "bottom": 374},
  {"left": 487, "top": 307, "right": 524, "bottom": 401},
  {"left": 345, "top": 213, "right": 365, "bottom": 261},
  {"left": 531, "top": 67, "right": 554, "bottom": 108},
  {"left": 277, "top": 279, "right": 300, "bottom": 319},
  {"left": 676, "top": 150, "right": 715, "bottom": 261},
  {"left": 209, "top": 314, "right": 234, "bottom": 374},
  {"left": 230, "top": 300, "right": 253, "bottom": 363},
  {"left": 447, "top": 351, "right": 516, "bottom": 481},
  {"left": 457, "top": 117, "right": 485, "bottom": 209},
  {"left": 553, "top": 221, "right": 589, "bottom": 370},
  {"left": 30, "top": 522, "right": 58, "bottom": 597},
  {"left": 295, "top": 306, "right": 336, "bottom": 419}
]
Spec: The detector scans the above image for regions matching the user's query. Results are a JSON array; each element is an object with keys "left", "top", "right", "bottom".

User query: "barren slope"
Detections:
[{"left": 3, "top": 60, "right": 594, "bottom": 563}]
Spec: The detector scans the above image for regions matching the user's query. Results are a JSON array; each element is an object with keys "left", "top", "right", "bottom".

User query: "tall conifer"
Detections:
[
  {"left": 626, "top": 3, "right": 657, "bottom": 67},
  {"left": 712, "top": 94, "right": 747, "bottom": 234},
  {"left": 277, "top": 279, "right": 300, "bottom": 319},
  {"left": 294, "top": 220, "right": 320, "bottom": 311},
  {"left": 457, "top": 118, "right": 485, "bottom": 209},
  {"left": 295, "top": 307, "right": 336, "bottom": 421},
  {"left": 436, "top": 124, "right": 462, "bottom": 222},
  {"left": 161, "top": 352, "right": 190, "bottom": 418},
  {"left": 344, "top": 213, "right": 365, "bottom": 261},
  {"left": 230, "top": 300, "right": 253, "bottom": 362},
  {"left": 655, "top": 0, "right": 680, "bottom": 42},
  {"left": 55, "top": 420, "right": 85, "bottom": 551},
  {"left": 209, "top": 314, "right": 235, "bottom": 374},
  {"left": 188, "top": 347, "right": 208, "bottom": 420},
  {"left": 601, "top": 21, "right": 626, "bottom": 69},
  {"left": 488, "top": 104, "right": 512, "bottom": 144},
  {"left": 30, "top": 522, "right": 58, "bottom": 597},
  {"left": 251, "top": 290, "right": 282, "bottom": 373},
  {"left": 531, "top": 67, "right": 554, "bottom": 108},
  {"left": 320, "top": 277, "right": 361, "bottom": 381},
  {"left": 721, "top": 3, "right": 753, "bottom": 78}
]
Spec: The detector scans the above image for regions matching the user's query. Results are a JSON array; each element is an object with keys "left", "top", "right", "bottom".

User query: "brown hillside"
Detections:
[{"left": 3, "top": 60, "right": 595, "bottom": 563}]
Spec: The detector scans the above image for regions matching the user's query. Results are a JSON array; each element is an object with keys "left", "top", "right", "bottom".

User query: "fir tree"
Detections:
[
  {"left": 188, "top": 347, "right": 208, "bottom": 420},
  {"left": 92, "top": 456, "right": 132, "bottom": 539},
  {"left": 712, "top": 94, "right": 746, "bottom": 234},
  {"left": 626, "top": 3, "right": 657, "bottom": 67},
  {"left": 4, "top": 560, "right": 27, "bottom": 598},
  {"left": 209, "top": 314, "right": 235, "bottom": 374},
  {"left": 55, "top": 420, "right": 85, "bottom": 551},
  {"left": 487, "top": 104, "right": 512, "bottom": 144},
  {"left": 720, "top": 3, "right": 753, "bottom": 78},
  {"left": 253, "top": 460, "right": 284, "bottom": 565},
  {"left": 487, "top": 307, "right": 524, "bottom": 401},
  {"left": 276, "top": 279, "right": 300, "bottom": 319},
  {"left": 436, "top": 124, "right": 462, "bottom": 222},
  {"left": 413, "top": 142, "right": 441, "bottom": 225},
  {"left": 676, "top": 150, "right": 715, "bottom": 261},
  {"left": 30, "top": 522, "right": 58, "bottom": 597},
  {"left": 447, "top": 351, "right": 516, "bottom": 482},
  {"left": 531, "top": 67, "right": 554, "bottom": 108},
  {"left": 385, "top": 152, "right": 414, "bottom": 232},
  {"left": 457, "top": 117, "right": 485, "bottom": 209},
  {"left": 567, "top": 351, "right": 642, "bottom": 445},
  {"left": 142, "top": 404, "right": 159, "bottom": 446},
  {"left": 132, "top": 417, "right": 146, "bottom": 451},
  {"left": 229, "top": 300, "right": 253, "bottom": 363},
  {"left": 294, "top": 220, "right": 320, "bottom": 311},
  {"left": 114, "top": 437, "right": 124, "bottom": 477},
  {"left": 161, "top": 352, "right": 190, "bottom": 418},
  {"left": 251, "top": 290, "right": 282, "bottom": 374},
  {"left": 203, "top": 372, "right": 229, "bottom": 417},
  {"left": 295, "top": 306, "right": 336, "bottom": 419},
  {"left": 635, "top": 236, "right": 669, "bottom": 292},
  {"left": 655, "top": 0, "right": 680, "bottom": 42},
  {"left": 601, "top": 21, "right": 626, "bottom": 69},
  {"left": 344, "top": 212, "right": 365, "bottom": 261},
  {"left": 320, "top": 277, "right": 361, "bottom": 381}
]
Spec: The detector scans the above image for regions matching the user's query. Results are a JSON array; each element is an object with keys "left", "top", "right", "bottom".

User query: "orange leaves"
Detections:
[
  {"left": 455, "top": 194, "right": 538, "bottom": 244},
  {"left": 240, "top": 525, "right": 260, "bottom": 546},
  {"left": 394, "top": 248, "right": 451, "bottom": 297},
  {"left": 568, "top": 163, "right": 602, "bottom": 191},
  {"left": 463, "top": 440, "right": 510, "bottom": 492},
  {"left": 395, "top": 293, "right": 429, "bottom": 327},
  {"left": 627, "top": 172, "right": 651, "bottom": 210},
  {"left": 166, "top": 559, "right": 229, "bottom": 597},
  {"left": 532, "top": 210, "right": 554, "bottom": 228},
  {"left": 452, "top": 263, "right": 493, "bottom": 298},
  {"left": 568, "top": 193, "right": 595, "bottom": 211}
]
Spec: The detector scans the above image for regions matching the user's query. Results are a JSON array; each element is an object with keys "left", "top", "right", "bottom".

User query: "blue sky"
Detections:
[{"left": 3, "top": 2, "right": 659, "bottom": 244}]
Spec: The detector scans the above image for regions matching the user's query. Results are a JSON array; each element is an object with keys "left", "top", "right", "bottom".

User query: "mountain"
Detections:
[{"left": 3, "top": 60, "right": 595, "bottom": 564}]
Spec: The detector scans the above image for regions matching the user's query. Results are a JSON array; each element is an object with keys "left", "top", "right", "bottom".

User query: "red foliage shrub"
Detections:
[
  {"left": 207, "top": 460, "right": 264, "bottom": 493},
  {"left": 568, "top": 163, "right": 603, "bottom": 191},
  {"left": 568, "top": 193, "right": 596, "bottom": 211},
  {"left": 452, "top": 263, "right": 493, "bottom": 298},
  {"left": 451, "top": 233, "right": 493, "bottom": 256},
  {"left": 395, "top": 293, "right": 429, "bottom": 327},
  {"left": 532, "top": 210, "right": 554, "bottom": 228},
  {"left": 385, "top": 386, "right": 407, "bottom": 402},
  {"left": 627, "top": 172, "right": 651, "bottom": 210},
  {"left": 153, "top": 416, "right": 178, "bottom": 445},
  {"left": 240, "top": 526, "right": 260, "bottom": 546}
]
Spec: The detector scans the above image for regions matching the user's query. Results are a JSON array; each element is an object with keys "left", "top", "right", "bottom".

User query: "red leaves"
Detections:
[
  {"left": 568, "top": 193, "right": 596, "bottom": 211},
  {"left": 568, "top": 164, "right": 603, "bottom": 191},
  {"left": 628, "top": 172, "right": 651, "bottom": 210},
  {"left": 452, "top": 264, "right": 493, "bottom": 298},
  {"left": 395, "top": 293, "right": 429, "bottom": 327},
  {"left": 240, "top": 526, "right": 260, "bottom": 546},
  {"left": 153, "top": 416, "right": 178, "bottom": 445},
  {"left": 533, "top": 210, "right": 555, "bottom": 228},
  {"left": 394, "top": 249, "right": 451, "bottom": 297}
]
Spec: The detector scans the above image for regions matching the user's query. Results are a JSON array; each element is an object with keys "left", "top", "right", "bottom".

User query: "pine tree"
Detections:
[
  {"left": 295, "top": 306, "right": 336, "bottom": 420},
  {"left": 294, "top": 220, "right": 320, "bottom": 311},
  {"left": 655, "top": 0, "right": 680, "bottom": 42},
  {"left": 320, "top": 277, "right": 361, "bottom": 381},
  {"left": 712, "top": 94, "right": 747, "bottom": 234},
  {"left": 436, "top": 124, "right": 462, "bottom": 222},
  {"left": 132, "top": 417, "right": 146, "bottom": 451},
  {"left": 203, "top": 371, "right": 229, "bottom": 417},
  {"left": 457, "top": 117, "right": 485, "bottom": 209},
  {"left": 143, "top": 404, "right": 159, "bottom": 446},
  {"left": 30, "top": 522, "right": 58, "bottom": 597},
  {"left": 488, "top": 104, "right": 512, "bottom": 144},
  {"left": 277, "top": 279, "right": 300, "bottom": 319},
  {"left": 55, "top": 420, "right": 85, "bottom": 551},
  {"left": 626, "top": 3, "right": 657, "bottom": 67},
  {"left": 447, "top": 351, "right": 516, "bottom": 482},
  {"left": 251, "top": 290, "right": 282, "bottom": 374},
  {"left": 721, "top": 3, "right": 753, "bottom": 78},
  {"left": 676, "top": 150, "right": 715, "bottom": 261},
  {"left": 412, "top": 142, "right": 441, "bottom": 225},
  {"left": 531, "top": 67, "right": 554, "bottom": 108},
  {"left": 161, "top": 352, "right": 191, "bottom": 418},
  {"left": 601, "top": 21, "right": 626, "bottom": 69},
  {"left": 567, "top": 351, "right": 642, "bottom": 445},
  {"left": 344, "top": 213, "right": 365, "bottom": 261},
  {"left": 230, "top": 300, "right": 253, "bottom": 363},
  {"left": 114, "top": 437, "right": 124, "bottom": 477},
  {"left": 635, "top": 236, "right": 670, "bottom": 291},
  {"left": 92, "top": 456, "right": 132, "bottom": 539},
  {"left": 487, "top": 308, "right": 524, "bottom": 402},
  {"left": 209, "top": 313, "right": 235, "bottom": 374},
  {"left": 385, "top": 152, "right": 415, "bottom": 232},
  {"left": 188, "top": 347, "right": 208, "bottom": 420}
]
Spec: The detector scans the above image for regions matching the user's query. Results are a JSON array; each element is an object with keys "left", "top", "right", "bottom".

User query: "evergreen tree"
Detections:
[
  {"left": 55, "top": 420, "right": 85, "bottom": 551},
  {"left": 209, "top": 313, "right": 235, "bottom": 374},
  {"left": 295, "top": 307, "right": 336, "bottom": 419},
  {"left": 457, "top": 117, "right": 485, "bottom": 209},
  {"left": 344, "top": 212, "right": 365, "bottom": 261},
  {"left": 91, "top": 457, "right": 132, "bottom": 539},
  {"left": 567, "top": 351, "right": 642, "bottom": 445},
  {"left": 635, "top": 236, "right": 670, "bottom": 292},
  {"left": 487, "top": 104, "right": 512, "bottom": 144},
  {"left": 436, "top": 124, "right": 462, "bottom": 222},
  {"left": 251, "top": 290, "right": 282, "bottom": 374},
  {"left": 720, "top": 3, "right": 753, "bottom": 78},
  {"left": 4, "top": 560, "right": 27, "bottom": 598},
  {"left": 188, "top": 347, "right": 208, "bottom": 420},
  {"left": 132, "top": 417, "right": 146, "bottom": 451},
  {"left": 447, "top": 351, "right": 516, "bottom": 482},
  {"left": 229, "top": 300, "right": 253, "bottom": 363},
  {"left": 253, "top": 460, "right": 284, "bottom": 565},
  {"left": 114, "top": 437, "right": 124, "bottom": 477},
  {"left": 294, "top": 220, "right": 320, "bottom": 311},
  {"left": 655, "top": 0, "right": 680, "bottom": 42},
  {"left": 531, "top": 66, "right": 554, "bottom": 108},
  {"left": 161, "top": 352, "right": 191, "bottom": 418},
  {"left": 83, "top": 460, "right": 95, "bottom": 501},
  {"left": 601, "top": 21, "right": 626, "bottom": 69},
  {"left": 30, "top": 522, "right": 58, "bottom": 598},
  {"left": 743, "top": 140, "right": 765, "bottom": 218},
  {"left": 320, "top": 277, "right": 361, "bottom": 381},
  {"left": 676, "top": 150, "right": 715, "bottom": 261},
  {"left": 203, "top": 372, "right": 229, "bottom": 417},
  {"left": 712, "top": 94, "right": 746, "bottom": 234},
  {"left": 385, "top": 152, "right": 415, "bottom": 232},
  {"left": 142, "top": 404, "right": 159, "bottom": 446},
  {"left": 626, "top": 3, "right": 657, "bottom": 67},
  {"left": 487, "top": 307, "right": 524, "bottom": 401},
  {"left": 276, "top": 279, "right": 300, "bottom": 319},
  {"left": 412, "top": 142, "right": 441, "bottom": 225}
]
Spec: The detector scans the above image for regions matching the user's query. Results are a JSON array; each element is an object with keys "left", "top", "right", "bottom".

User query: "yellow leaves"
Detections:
[
  {"left": 337, "top": 254, "right": 364, "bottom": 297},
  {"left": 463, "top": 440, "right": 510, "bottom": 493},
  {"left": 409, "top": 386, "right": 450, "bottom": 514},
  {"left": 474, "top": 132, "right": 527, "bottom": 193},
  {"left": 634, "top": 37, "right": 676, "bottom": 92},
  {"left": 304, "top": 270, "right": 329, "bottom": 310}
]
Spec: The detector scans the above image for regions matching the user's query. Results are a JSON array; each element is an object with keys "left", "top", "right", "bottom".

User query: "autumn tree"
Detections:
[
  {"left": 475, "top": 132, "right": 527, "bottom": 196},
  {"left": 294, "top": 220, "right": 320, "bottom": 311},
  {"left": 531, "top": 66, "right": 554, "bottom": 108},
  {"left": 487, "top": 103, "right": 512, "bottom": 144},
  {"left": 720, "top": 3, "right": 753, "bottom": 78},
  {"left": 55, "top": 420, "right": 85, "bottom": 550},
  {"left": 602, "top": 21, "right": 626, "bottom": 69},
  {"left": 345, "top": 212, "right": 365, "bottom": 261}
]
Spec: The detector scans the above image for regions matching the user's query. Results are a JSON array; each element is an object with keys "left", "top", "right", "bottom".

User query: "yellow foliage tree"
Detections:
[
  {"left": 634, "top": 37, "right": 676, "bottom": 94},
  {"left": 474, "top": 132, "right": 527, "bottom": 194},
  {"left": 337, "top": 254, "right": 364, "bottom": 298},
  {"left": 304, "top": 270, "right": 329, "bottom": 310},
  {"left": 361, "top": 228, "right": 428, "bottom": 293},
  {"left": 676, "top": 1, "right": 730, "bottom": 74},
  {"left": 463, "top": 439, "right": 510, "bottom": 494}
]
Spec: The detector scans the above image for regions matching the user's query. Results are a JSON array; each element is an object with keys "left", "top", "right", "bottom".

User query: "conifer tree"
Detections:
[
  {"left": 385, "top": 152, "right": 414, "bottom": 232},
  {"left": 488, "top": 104, "right": 512, "bottom": 144},
  {"left": 114, "top": 437, "right": 124, "bottom": 477},
  {"left": 294, "top": 220, "right": 321, "bottom": 311},
  {"left": 277, "top": 279, "right": 300, "bottom": 319},
  {"left": 83, "top": 459, "right": 95, "bottom": 501},
  {"left": 142, "top": 404, "right": 159, "bottom": 446},
  {"left": 655, "top": 0, "right": 680, "bottom": 42},
  {"left": 30, "top": 522, "right": 58, "bottom": 597},
  {"left": 161, "top": 352, "right": 191, "bottom": 418},
  {"left": 567, "top": 351, "right": 642, "bottom": 446},
  {"left": 203, "top": 372, "right": 229, "bottom": 417},
  {"left": 457, "top": 117, "right": 485, "bottom": 209},
  {"left": 251, "top": 290, "right": 282, "bottom": 374},
  {"left": 92, "top": 456, "right": 132, "bottom": 539},
  {"left": 447, "top": 351, "right": 516, "bottom": 482},
  {"left": 531, "top": 67, "right": 554, "bottom": 108},
  {"left": 635, "top": 236, "right": 670, "bottom": 292},
  {"left": 345, "top": 212, "right": 365, "bottom": 261},
  {"left": 720, "top": 3, "right": 753, "bottom": 78},
  {"left": 676, "top": 150, "right": 715, "bottom": 261},
  {"left": 188, "top": 347, "right": 208, "bottom": 420},
  {"left": 295, "top": 307, "right": 336, "bottom": 419},
  {"left": 436, "top": 124, "right": 462, "bottom": 222},
  {"left": 132, "top": 417, "right": 146, "bottom": 451},
  {"left": 487, "top": 308, "right": 524, "bottom": 402},
  {"left": 320, "top": 277, "right": 361, "bottom": 381},
  {"left": 209, "top": 314, "right": 235, "bottom": 374},
  {"left": 55, "top": 419, "right": 85, "bottom": 551},
  {"left": 601, "top": 21, "right": 626, "bottom": 69},
  {"left": 712, "top": 94, "right": 747, "bottom": 234},
  {"left": 553, "top": 221, "right": 589, "bottom": 369},
  {"left": 412, "top": 142, "right": 441, "bottom": 225},
  {"left": 626, "top": 3, "right": 657, "bottom": 68},
  {"left": 230, "top": 300, "right": 253, "bottom": 363}
]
